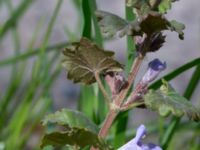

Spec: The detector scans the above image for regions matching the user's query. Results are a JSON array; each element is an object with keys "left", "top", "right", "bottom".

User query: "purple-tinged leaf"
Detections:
[{"left": 62, "top": 38, "right": 123, "bottom": 85}]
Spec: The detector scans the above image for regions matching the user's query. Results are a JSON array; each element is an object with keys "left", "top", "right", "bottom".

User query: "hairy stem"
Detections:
[
  {"left": 98, "top": 109, "right": 118, "bottom": 137},
  {"left": 115, "top": 55, "right": 144, "bottom": 106},
  {"left": 98, "top": 56, "right": 144, "bottom": 138},
  {"left": 123, "top": 81, "right": 147, "bottom": 107},
  {"left": 94, "top": 72, "right": 111, "bottom": 107}
]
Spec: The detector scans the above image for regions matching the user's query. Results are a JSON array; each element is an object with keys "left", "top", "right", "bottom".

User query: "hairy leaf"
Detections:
[
  {"left": 62, "top": 38, "right": 123, "bottom": 84},
  {"left": 41, "top": 109, "right": 113, "bottom": 149},
  {"left": 139, "top": 12, "right": 168, "bottom": 35},
  {"left": 97, "top": 10, "right": 184, "bottom": 40},
  {"left": 121, "top": 11, "right": 184, "bottom": 40},
  {"left": 144, "top": 81, "right": 200, "bottom": 121},
  {"left": 95, "top": 11, "right": 128, "bottom": 38},
  {"left": 42, "top": 108, "right": 98, "bottom": 133},
  {"left": 41, "top": 128, "right": 113, "bottom": 150}
]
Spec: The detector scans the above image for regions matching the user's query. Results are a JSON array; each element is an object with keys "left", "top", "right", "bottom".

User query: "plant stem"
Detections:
[
  {"left": 122, "top": 81, "right": 147, "bottom": 107},
  {"left": 98, "top": 56, "right": 144, "bottom": 138},
  {"left": 98, "top": 109, "right": 118, "bottom": 138},
  {"left": 120, "top": 101, "right": 144, "bottom": 111},
  {"left": 115, "top": 55, "right": 144, "bottom": 106},
  {"left": 94, "top": 72, "right": 111, "bottom": 107}
]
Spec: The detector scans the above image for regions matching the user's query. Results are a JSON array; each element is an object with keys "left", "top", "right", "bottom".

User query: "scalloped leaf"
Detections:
[
  {"left": 144, "top": 81, "right": 200, "bottom": 121},
  {"left": 62, "top": 38, "right": 123, "bottom": 85},
  {"left": 126, "top": 11, "right": 185, "bottom": 39},
  {"left": 139, "top": 12, "right": 168, "bottom": 35},
  {"left": 96, "top": 10, "right": 185, "bottom": 40},
  {"left": 42, "top": 108, "right": 98, "bottom": 133},
  {"left": 41, "top": 128, "right": 113, "bottom": 150},
  {"left": 95, "top": 11, "right": 128, "bottom": 38},
  {"left": 41, "top": 109, "right": 113, "bottom": 149}
]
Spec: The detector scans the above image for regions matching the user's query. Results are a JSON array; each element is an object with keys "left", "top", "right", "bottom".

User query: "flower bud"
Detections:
[
  {"left": 141, "top": 58, "right": 166, "bottom": 84},
  {"left": 105, "top": 72, "right": 127, "bottom": 96}
]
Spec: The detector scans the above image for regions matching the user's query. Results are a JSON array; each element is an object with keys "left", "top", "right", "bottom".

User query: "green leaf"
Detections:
[
  {"left": 144, "top": 81, "right": 200, "bottom": 121},
  {"left": 62, "top": 38, "right": 123, "bottom": 85},
  {"left": 158, "top": 0, "right": 179, "bottom": 13},
  {"left": 169, "top": 20, "right": 185, "bottom": 40},
  {"left": 42, "top": 108, "right": 98, "bottom": 133},
  {"left": 126, "top": 0, "right": 150, "bottom": 12},
  {"left": 158, "top": 0, "right": 171, "bottom": 13},
  {"left": 95, "top": 11, "right": 128, "bottom": 38},
  {"left": 41, "top": 109, "right": 113, "bottom": 149},
  {"left": 41, "top": 128, "right": 113, "bottom": 149}
]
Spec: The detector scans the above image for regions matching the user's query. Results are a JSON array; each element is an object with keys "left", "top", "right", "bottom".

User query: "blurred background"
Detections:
[{"left": 0, "top": 0, "right": 200, "bottom": 149}]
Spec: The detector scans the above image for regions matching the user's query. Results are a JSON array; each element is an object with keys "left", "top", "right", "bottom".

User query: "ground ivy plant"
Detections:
[{"left": 41, "top": 0, "right": 200, "bottom": 150}]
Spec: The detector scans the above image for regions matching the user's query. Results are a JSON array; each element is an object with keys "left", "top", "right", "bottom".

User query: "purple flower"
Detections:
[
  {"left": 141, "top": 59, "right": 166, "bottom": 84},
  {"left": 118, "top": 125, "right": 162, "bottom": 150}
]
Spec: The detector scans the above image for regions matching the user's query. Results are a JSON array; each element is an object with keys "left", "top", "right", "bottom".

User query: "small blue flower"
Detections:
[
  {"left": 118, "top": 124, "right": 162, "bottom": 150},
  {"left": 141, "top": 59, "right": 166, "bottom": 84}
]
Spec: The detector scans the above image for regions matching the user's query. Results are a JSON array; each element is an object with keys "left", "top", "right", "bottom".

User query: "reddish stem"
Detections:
[{"left": 98, "top": 56, "right": 144, "bottom": 136}]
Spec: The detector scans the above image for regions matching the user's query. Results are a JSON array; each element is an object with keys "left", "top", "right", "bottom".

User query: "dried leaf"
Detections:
[
  {"left": 144, "top": 81, "right": 200, "bottom": 121},
  {"left": 62, "top": 38, "right": 123, "bottom": 85},
  {"left": 148, "top": 32, "right": 166, "bottom": 52},
  {"left": 121, "top": 12, "right": 185, "bottom": 40},
  {"left": 139, "top": 12, "right": 168, "bottom": 35},
  {"left": 96, "top": 10, "right": 184, "bottom": 40}
]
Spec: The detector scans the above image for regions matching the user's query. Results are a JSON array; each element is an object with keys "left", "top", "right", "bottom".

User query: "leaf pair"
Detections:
[
  {"left": 62, "top": 38, "right": 123, "bottom": 85},
  {"left": 144, "top": 81, "right": 200, "bottom": 121},
  {"left": 41, "top": 109, "right": 113, "bottom": 149},
  {"left": 96, "top": 10, "right": 185, "bottom": 40}
]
